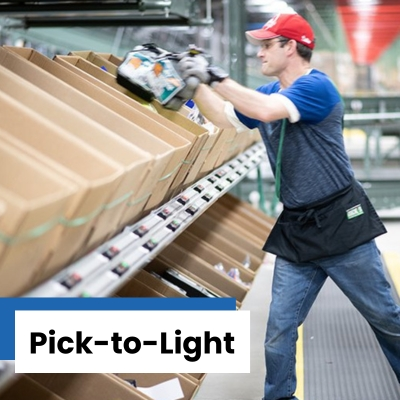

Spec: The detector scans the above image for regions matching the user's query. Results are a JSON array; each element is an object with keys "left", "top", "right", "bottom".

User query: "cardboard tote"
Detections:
[
  {"left": 114, "top": 373, "right": 199, "bottom": 400},
  {"left": 0, "top": 92, "right": 123, "bottom": 279},
  {"left": 53, "top": 53, "right": 211, "bottom": 190},
  {"left": 0, "top": 136, "right": 77, "bottom": 296},
  {"left": 3, "top": 47, "right": 191, "bottom": 210},
  {"left": 0, "top": 375, "right": 65, "bottom": 400},
  {"left": 0, "top": 46, "right": 177, "bottom": 221},
  {"left": 28, "top": 373, "right": 152, "bottom": 400},
  {"left": 158, "top": 243, "right": 248, "bottom": 305},
  {"left": 0, "top": 65, "right": 153, "bottom": 247}
]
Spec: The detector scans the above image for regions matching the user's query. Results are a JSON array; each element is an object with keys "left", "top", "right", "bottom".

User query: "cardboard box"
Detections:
[
  {"left": 57, "top": 53, "right": 203, "bottom": 195},
  {"left": 225, "top": 129, "right": 259, "bottom": 161},
  {"left": 0, "top": 137, "right": 77, "bottom": 296},
  {"left": 158, "top": 243, "right": 248, "bottom": 304},
  {"left": 132, "top": 268, "right": 188, "bottom": 298},
  {"left": 55, "top": 53, "right": 152, "bottom": 110},
  {"left": 238, "top": 128, "right": 262, "bottom": 154},
  {"left": 0, "top": 132, "right": 91, "bottom": 279},
  {"left": 194, "top": 125, "right": 222, "bottom": 178},
  {"left": 53, "top": 54, "right": 211, "bottom": 190},
  {"left": 28, "top": 373, "right": 152, "bottom": 400},
  {"left": 59, "top": 53, "right": 211, "bottom": 186},
  {"left": 193, "top": 212, "right": 266, "bottom": 261},
  {"left": 183, "top": 372, "right": 207, "bottom": 384},
  {"left": 231, "top": 129, "right": 263, "bottom": 161},
  {"left": 172, "top": 231, "right": 255, "bottom": 286},
  {"left": 186, "top": 221, "right": 263, "bottom": 272},
  {"left": 203, "top": 205, "right": 267, "bottom": 248},
  {"left": 116, "top": 277, "right": 166, "bottom": 298},
  {"left": 192, "top": 191, "right": 274, "bottom": 270},
  {"left": 5, "top": 47, "right": 191, "bottom": 207},
  {"left": 0, "top": 198, "right": 5, "bottom": 224},
  {"left": 145, "top": 105, "right": 211, "bottom": 193},
  {"left": 93, "top": 52, "right": 123, "bottom": 66},
  {"left": 218, "top": 193, "right": 276, "bottom": 230},
  {"left": 201, "top": 127, "right": 238, "bottom": 174},
  {"left": 50, "top": 52, "right": 190, "bottom": 206},
  {"left": 144, "top": 257, "right": 234, "bottom": 303},
  {"left": 70, "top": 50, "right": 120, "bottom": 74},
  {"left": 0, "top": 65, "right": 153, "bottom": 246},
  {"left": 206, "top": 203, "right": 270, "bottom": 240},
  {"left": 114, "top": 373, "right": 198, "bottom": 400},
  {"left": 214, "top": 128, "right": 242, "bottom": 168},
  {"left": 0, "top": 375, "right": 65, "bottom": 400},
  {"left": 0, "top": 47, "right": 178, "bottom": 218},
  {"left": 251, "top": 128, "right": 262, "bottom": 144},
  {"left": 0, "top": 92, "right": 123, "bottom": 277}
]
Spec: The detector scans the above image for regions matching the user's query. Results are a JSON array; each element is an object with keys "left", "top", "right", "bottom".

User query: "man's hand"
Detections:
[
  {"left": 178, "top": 55, "right": 229, "bottom": 87},
  {"left": 178, "top": 55, "right": 210, "bottom": 83},
  {"left": 163, "top": 76, "right": 200, "bottom": 111}
]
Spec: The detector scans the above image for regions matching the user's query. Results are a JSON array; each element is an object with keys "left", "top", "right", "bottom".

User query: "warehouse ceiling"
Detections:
[{"left": 1, "top": 0, "right": 400, "bottom": 65}]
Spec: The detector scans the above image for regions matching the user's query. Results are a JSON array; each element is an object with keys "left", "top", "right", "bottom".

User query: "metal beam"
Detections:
[
  {"left": 8, "top": 15, "right": 194, "bottom": 28},
  {"left": 226, "top": 0, "right": 247, "bottom": 85}
]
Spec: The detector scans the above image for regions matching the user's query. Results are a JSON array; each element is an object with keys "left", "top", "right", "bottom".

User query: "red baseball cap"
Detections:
[{"left": 246, "top": 13, "right": 315, "bottom": 49}]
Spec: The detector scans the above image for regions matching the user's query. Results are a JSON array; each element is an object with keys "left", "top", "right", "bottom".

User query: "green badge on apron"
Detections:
[{"left": 347, "top": 204, "right": 364, "bottom": 219}]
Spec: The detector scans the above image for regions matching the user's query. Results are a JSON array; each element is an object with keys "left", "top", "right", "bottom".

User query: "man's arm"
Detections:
[
  {"left": 212, "top": 78, "right": 291, "bottom": 122},
  {"left": 191, "top": 84, "right": 234, "bottom": 129},
  {"left": 193, "top": 80, "right": 291, "bottom": 130},
  {"left": 180, "top": 55, "right": 292, "bottom": 128}
]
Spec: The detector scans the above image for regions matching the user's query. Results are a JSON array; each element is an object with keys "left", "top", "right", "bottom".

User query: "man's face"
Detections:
[{"left": 257, "top": 38, "right": 288, "bottom": 77}]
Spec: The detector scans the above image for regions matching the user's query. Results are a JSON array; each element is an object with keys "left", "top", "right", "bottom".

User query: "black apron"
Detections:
[{"left": 263, "top": 179, "right": 387, "bottom": 263}]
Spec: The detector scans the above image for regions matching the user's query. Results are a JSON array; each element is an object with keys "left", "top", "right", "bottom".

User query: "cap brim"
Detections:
[{"left": 245, "top": 30, "right": 279, "bottom": 46}]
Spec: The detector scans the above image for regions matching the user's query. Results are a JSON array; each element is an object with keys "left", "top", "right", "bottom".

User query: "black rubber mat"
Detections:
[{"left": 303, "top": 277, "right": 400, "bottom": 400}]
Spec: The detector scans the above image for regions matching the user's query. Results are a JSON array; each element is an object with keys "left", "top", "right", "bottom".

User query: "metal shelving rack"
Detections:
[
  {"left": 1, "top": 141, "right": 265, "bottom": 394},
  {"left": 0, "top": 2, "right": 267, "bottom": 396},
  {"left": 24, "top": 141, "right": 266, "bottom": 299}
]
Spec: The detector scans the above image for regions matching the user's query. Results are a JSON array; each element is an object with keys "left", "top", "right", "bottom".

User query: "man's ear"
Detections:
[{"left": 286, "top": 39, "right": 297, "bottom": 55}]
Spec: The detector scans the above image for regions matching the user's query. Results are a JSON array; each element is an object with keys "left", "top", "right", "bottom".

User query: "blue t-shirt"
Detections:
[{"left": 235, "top": 69, "right": 354, "bottom": 209}]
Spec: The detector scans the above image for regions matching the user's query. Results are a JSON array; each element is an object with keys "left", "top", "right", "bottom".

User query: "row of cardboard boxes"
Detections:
[
  {"left": 0, "top": 373, "right": 206, "bottom": 400},
  {"left": 0, "top": 194, "right": 274, "bottom": 400},
  {"left": 119, "top": 193, "right": 273, "bottom": 400},
  {"left": 116, "top": 194, "right": 275, "bottom": 308},
  {"left": 0, "top": 45, "right": 261, "bottom": 296}
]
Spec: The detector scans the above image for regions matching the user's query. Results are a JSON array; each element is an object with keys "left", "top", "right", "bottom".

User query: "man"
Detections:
[{"left": 178, "top": 13, "right": 400, "bottom": 400}]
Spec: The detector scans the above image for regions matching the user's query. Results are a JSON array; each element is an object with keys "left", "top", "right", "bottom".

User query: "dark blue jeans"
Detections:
[{"left": 263, "top": 240, "right": 400, "bottom": 400}]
